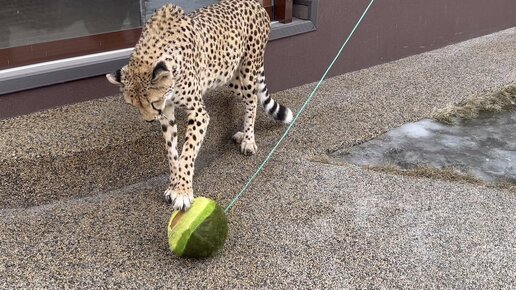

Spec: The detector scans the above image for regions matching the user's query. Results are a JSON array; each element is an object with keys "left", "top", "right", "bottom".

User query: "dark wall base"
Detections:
[{"left": 0, "top": 76, "right": 118, "bottom": 119}]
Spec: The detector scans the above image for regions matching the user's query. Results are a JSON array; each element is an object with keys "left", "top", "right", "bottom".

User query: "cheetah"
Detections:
[{"left": 106, "top": 0, "right": 293, "bottom": 211}]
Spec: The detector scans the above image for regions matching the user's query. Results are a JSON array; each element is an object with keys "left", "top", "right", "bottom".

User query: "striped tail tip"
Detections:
[{"left": 281, "top": 107, "right": 293, "bottom": 124}]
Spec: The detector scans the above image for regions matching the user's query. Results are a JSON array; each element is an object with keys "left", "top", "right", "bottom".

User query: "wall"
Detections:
[
  {"left": 264, "top": 0, "right": 516, "bottom": 92},
  {"left": 1, "top": 0, "right": 515, "bottom": 119}
]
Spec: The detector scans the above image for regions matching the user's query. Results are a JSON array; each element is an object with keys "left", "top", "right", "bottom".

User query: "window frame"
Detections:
[{"left": 271, "top": 0, "right": 318, "bottom": 41}]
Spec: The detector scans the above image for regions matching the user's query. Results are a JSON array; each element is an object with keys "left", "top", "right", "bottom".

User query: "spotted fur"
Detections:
[{"left": 106, "top": 0, "right": 293, "bottom": 211}]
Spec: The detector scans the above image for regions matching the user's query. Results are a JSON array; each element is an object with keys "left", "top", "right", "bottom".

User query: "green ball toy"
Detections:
[{"left": 168, "top": 197, "right": 228, "bottom": 258}]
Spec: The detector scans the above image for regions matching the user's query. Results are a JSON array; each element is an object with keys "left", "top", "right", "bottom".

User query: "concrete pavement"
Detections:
[{"left": 1, "top": 28, "right": 515, "bottom": 288}]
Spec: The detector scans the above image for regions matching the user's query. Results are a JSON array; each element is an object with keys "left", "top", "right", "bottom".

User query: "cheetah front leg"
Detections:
[
  {"left": 159, "top": 104, "right": 180, "bottom": 203},
  {"left": 165, "top": 98, "right": 210, "bottom": 211}
]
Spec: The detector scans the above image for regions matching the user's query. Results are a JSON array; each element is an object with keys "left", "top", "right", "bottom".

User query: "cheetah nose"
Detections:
[{"left": 146, "top": 119, "right": 154, "bottom": 123}]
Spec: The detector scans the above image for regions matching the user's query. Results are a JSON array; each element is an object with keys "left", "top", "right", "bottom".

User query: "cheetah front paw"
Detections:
[
  {"left": 232, "top": 131, "right": 245, "bottom": 144},
  {"left": 164, "top": 187, "right": 194, "bottom": 211},
  {"left": 232, "top": 131, "right": 257, "bottom": 155},
  {"left": 240, "top": 140, "right": 257, "bottom": 155}
]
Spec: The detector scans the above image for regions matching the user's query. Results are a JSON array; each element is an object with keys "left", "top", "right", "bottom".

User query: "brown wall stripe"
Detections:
[{"left": 0, "top": 28, "right": 141, "bottom": 69}]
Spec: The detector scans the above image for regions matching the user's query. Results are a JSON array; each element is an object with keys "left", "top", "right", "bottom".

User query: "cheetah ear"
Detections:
[
  {"left": 106, "top": 68, "right": 122, "bottom": 86},
  {"left": 168, "top": 5, "right": 185, "bottom": 17},
  {"left": 151, "top": 61, "right": 171, "bottom": 84}
]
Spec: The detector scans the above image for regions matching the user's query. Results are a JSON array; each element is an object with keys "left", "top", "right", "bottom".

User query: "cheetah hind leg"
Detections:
[
  {"left": 229, "top": 70, "right": 258, "bottom": 156},
  {"left": 230, "top": 64, "right": 293, "bottom": 156}
]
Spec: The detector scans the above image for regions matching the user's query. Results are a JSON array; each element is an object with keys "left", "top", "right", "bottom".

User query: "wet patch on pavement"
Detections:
[{"left": 332, "top": 111, "right": 516, "bottom": 185}]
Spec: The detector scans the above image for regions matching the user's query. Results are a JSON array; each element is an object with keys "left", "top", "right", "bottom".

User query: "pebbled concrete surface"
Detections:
[
  {"left": 0, "top": 88, "right": 244, "bottom": 208},
  {"left": 1, "top": 28, "right": 516, "bottom": 288}
]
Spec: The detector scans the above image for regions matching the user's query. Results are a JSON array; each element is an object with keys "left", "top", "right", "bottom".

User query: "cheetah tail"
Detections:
[{"left": 257, "top": 82, "right": 293, "bottom": 124}]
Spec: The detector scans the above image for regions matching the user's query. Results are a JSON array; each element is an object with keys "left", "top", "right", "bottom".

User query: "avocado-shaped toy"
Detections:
[{"left": 168, "top": 197, "right": 228, "bottom": 258}]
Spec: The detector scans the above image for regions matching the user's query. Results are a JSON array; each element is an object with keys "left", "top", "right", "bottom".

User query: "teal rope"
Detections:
[{"left": 224, "top": 0, "right": 376, "bottom": 213}]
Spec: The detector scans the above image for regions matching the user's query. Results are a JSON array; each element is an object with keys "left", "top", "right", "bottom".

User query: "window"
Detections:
[
  {"left": 270, "top": 0, "right": 318, "bottom": 41},
  {"left": 143, "top": 1, "right": 292, "bottom": 22},
  {"left": 143, "top": 0, "right": 219, "bottom": 17},
  {"left": 0, "top": 0, "right": 318, "bottom": 94},
  {"left": 260, "top": 0, "right": 293, "bottom": 23},
  {"left": 0, "top": 0, "right": 142, "bottom": 69}
]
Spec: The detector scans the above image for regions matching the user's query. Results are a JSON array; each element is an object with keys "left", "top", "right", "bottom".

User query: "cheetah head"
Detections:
[{"left": 106, "top": 60, "right": 174, "bottom": 122}]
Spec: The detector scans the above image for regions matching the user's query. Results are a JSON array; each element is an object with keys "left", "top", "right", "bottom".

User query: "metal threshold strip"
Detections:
[{"left": 0, "top": 48, "right": 133, "bottom": 95}]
